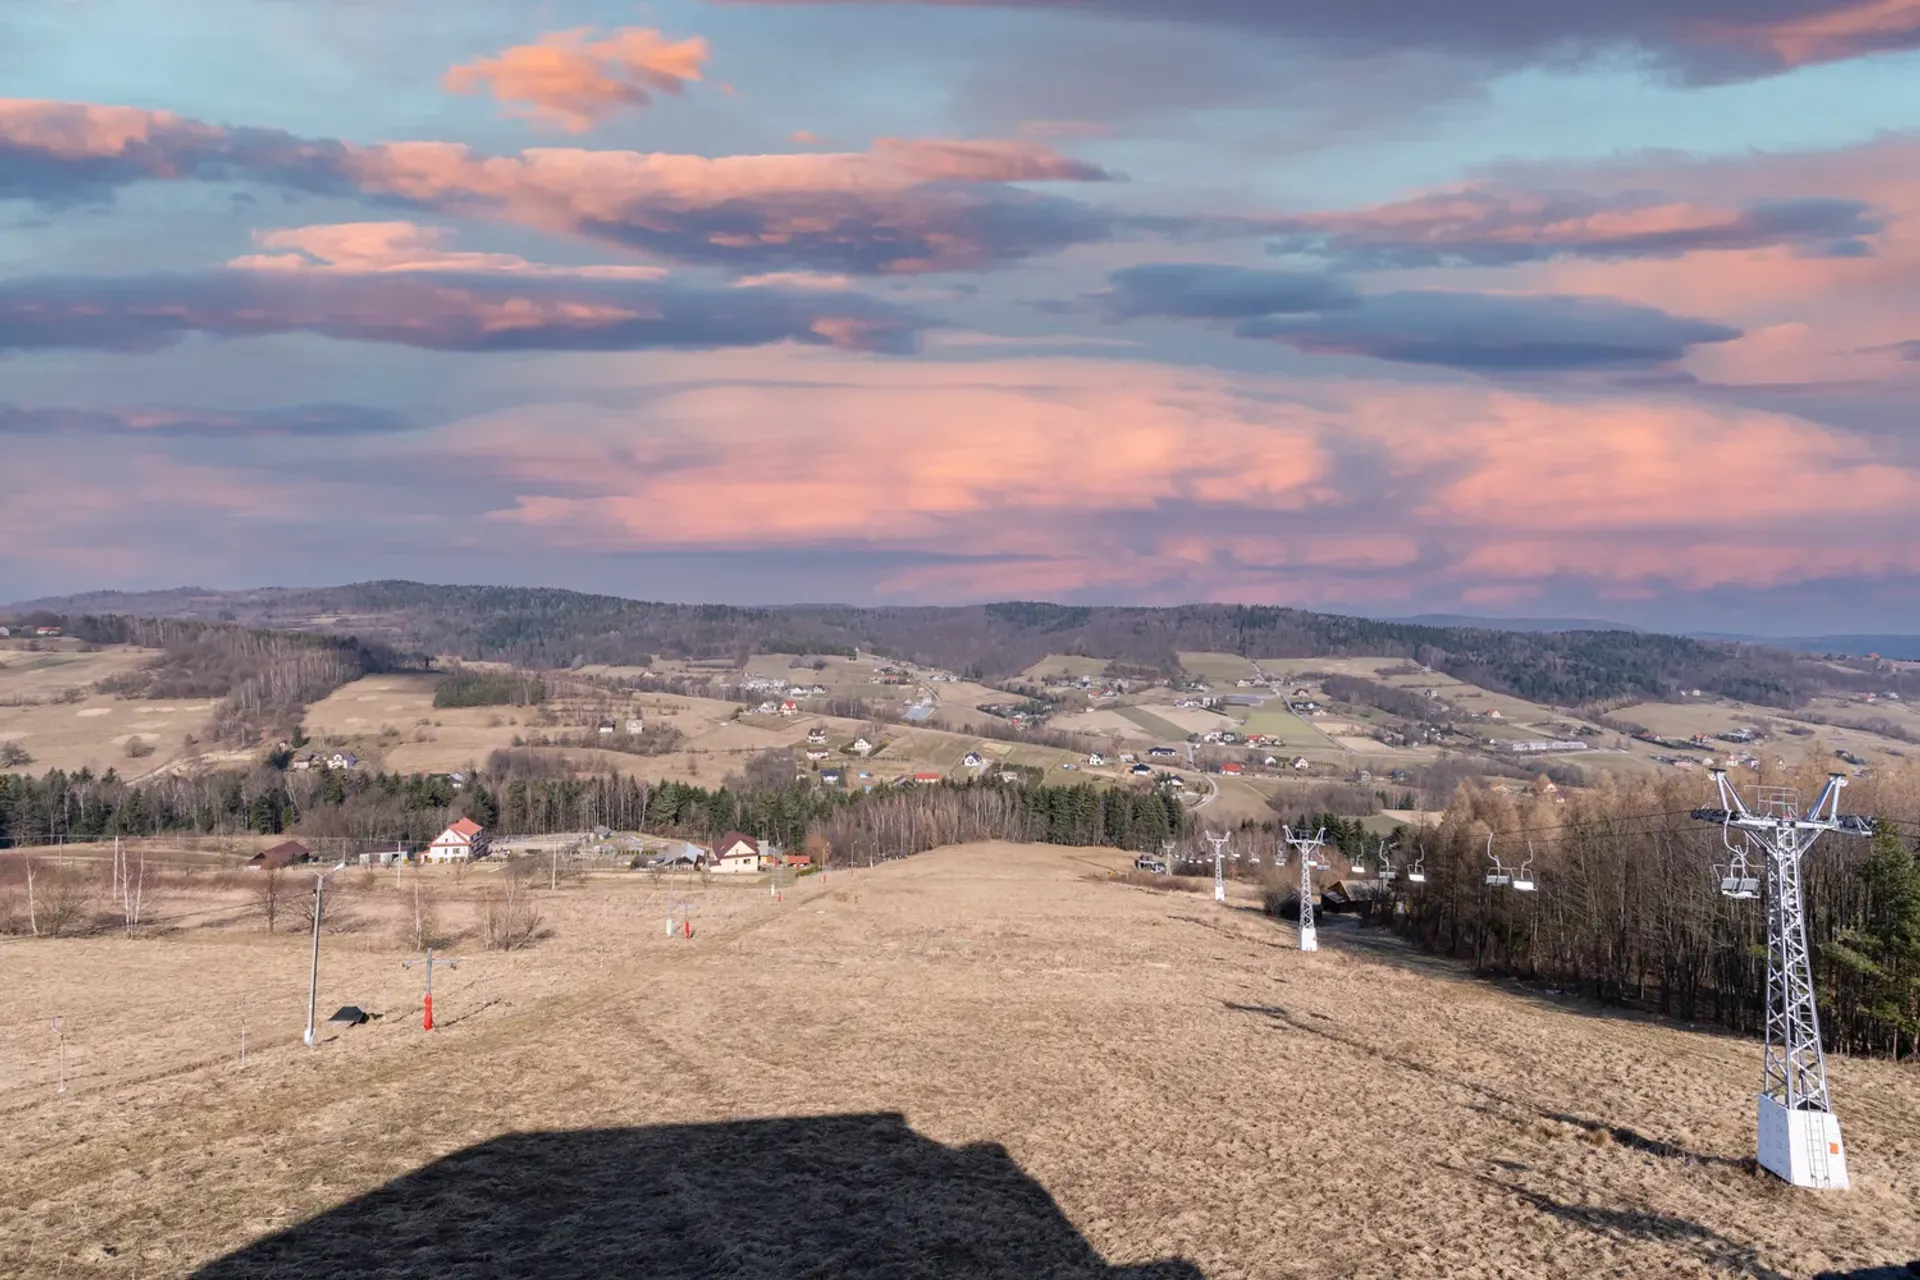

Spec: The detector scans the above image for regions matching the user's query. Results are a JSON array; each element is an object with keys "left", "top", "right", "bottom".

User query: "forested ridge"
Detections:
[{"left": 14, "top": 583, "right": 1899, "bottom": 709}]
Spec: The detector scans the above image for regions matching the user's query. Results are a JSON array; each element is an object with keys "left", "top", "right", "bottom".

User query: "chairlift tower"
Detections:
[
  {"left": 1282, "top": 826, "right": 1327, "bottom": 952},
  {"left": 1204, "top": 831, "right": 1229, "bottom": 904},
  {"left": 1692, "top": 769, "right": 1871, "bottom": 1190}
]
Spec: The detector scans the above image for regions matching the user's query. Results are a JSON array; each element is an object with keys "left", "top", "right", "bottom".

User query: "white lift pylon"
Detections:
[
  {"left": 1282, "top": 825, "right": 1327, "bottom": 952},
  {"left": 1692, "top": 769, "right": 1872, "bottom": 1190},
  {"left": 1204, "top": 831, "right": 1230, "bottom": 904}
]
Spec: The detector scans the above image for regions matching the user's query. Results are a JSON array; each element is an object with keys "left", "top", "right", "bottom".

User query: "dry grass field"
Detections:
[
  {"left": 0, "top": 642, "right": 230, "bottom": 779},
  {"left": 3, "top": 842, "right": 1914, "bottom": 1278}
]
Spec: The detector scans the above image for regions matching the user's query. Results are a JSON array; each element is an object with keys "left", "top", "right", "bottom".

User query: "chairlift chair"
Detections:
[
  {"left": 1511, "top": 845, "right": 1537, "bottom": 893},
  {"left": 1484, "top": 834, "right": 1510, "bottom": 887},
  {"left": 1715, "top": 831, "right": 1761, "bottom": 899},
  {"left": 1406, "top": 844, "right": 1426, "bottom": 884}
]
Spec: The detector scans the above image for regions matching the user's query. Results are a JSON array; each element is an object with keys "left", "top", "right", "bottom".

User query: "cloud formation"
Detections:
[
  {"left": 228, "top": 221, "right": 669, "bottom": 278},
  {"left": 1076, "top": 264, "right": 1742, "bottom": 371},
  {"left": 1091, "top": 263, "right": 1360, "bottom": 319},
  {"left": 723, "top": 0, "right": 1920, "bottom": 80},
  {"left": 443, "top": 27, "right": 710, "bottom": 133},
  {"left": 1264, "top": 187, "right": 1882, "bottom": 269},
  {"left": 1237, "top": 290, "right": 1742, "bottom": 371},
  {"left": 0, "top": 100, "right": 1116, "bottom": 274},
  {"left": 0, "top": 402, "right": 412, "bottom": 437},
  {"left": 0, "top": 271, "right": 927, "bottom": 354}
]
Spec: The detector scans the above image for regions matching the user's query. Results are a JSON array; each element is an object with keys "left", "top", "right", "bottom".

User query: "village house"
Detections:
[
  {"left": 1220, "top": 762, "right": 1244, "bottom": 776},
  {"left": 711, "top": 832, "right": 763, "bottom": 874},
  {"left": 1291, "top": 757, "right": 1311, "bottom": 771},
  {"left": 326, "top": 751, "right": 360, "bottom": 771},
  {"left": 597, "top": 719, "right": 616, "bottom": 735},
  {"left": 962, "top": 752, "right": 985, "bottom": 768},
  {"left": 1131, "top": 762, "right": 1153, "bottom": 775},
  {"left": 806, "top": 746, "right": 830, "bottom": 761},
  {"left": 779, "top": 699, "right": 799, "bottom": 716},
  {"left": 820, "top": 768, "right": 844, "bottom": 785},
  {"left": 1148, "top": 746, "right": 1177, "bottom": 758},
  {"left": 850, "top": 736, "right": 875, "bottom": 756},
  {"left": 246, "top": 840, "right": 312, "bottom": 870},
  {"left": 807, "top": 727, "right": 828, "bottom": 745},
  {"left": 912, "top": 771, "right": 943, "bottom": 784},
  {"left": 426, "top": 817, "right": 488, "bottom": 863},
  {"left": 626, "top": 715, "right": 644, "bottom": 734}
]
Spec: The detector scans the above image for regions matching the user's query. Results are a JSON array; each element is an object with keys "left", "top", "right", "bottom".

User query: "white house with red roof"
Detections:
[
  {"left": 426, "top": 817, "right": 488, "bottom": 863},
  {"left": 712, "top": 832, "right": 763, "bottom": 874}
]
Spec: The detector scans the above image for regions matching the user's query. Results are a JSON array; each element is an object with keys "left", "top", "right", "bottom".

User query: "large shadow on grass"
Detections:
[{"left": 192, "top": 1112, "right": 1204, "bottom": 1280}]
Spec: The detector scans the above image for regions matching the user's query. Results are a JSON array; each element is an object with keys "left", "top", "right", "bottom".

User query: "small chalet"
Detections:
[
  {"left": 850, "top": 737, "right": 875, "bottom": 756},
  {"left": 427, "top": 817, "right": 488, "bottom": 863},
  {"left": 1290, "top": 757, "right": 1311, "bottom": 771},
  {"left": 779, "top": 700, "right": 799, "bottom": 716},
  {"left": 713, "top": 832, "right": 762, "bottom": 874},
  {"left": 247, "top": 840, "right": 312, "bottom": 870}
]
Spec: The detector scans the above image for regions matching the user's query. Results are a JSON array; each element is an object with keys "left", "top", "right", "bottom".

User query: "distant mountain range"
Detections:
[
  {"left": 1390, "top": 614, "right": 1920, "bottom": 661},
  {"left": 9, "top": 581, "right": 1912, "bottom": 710}
]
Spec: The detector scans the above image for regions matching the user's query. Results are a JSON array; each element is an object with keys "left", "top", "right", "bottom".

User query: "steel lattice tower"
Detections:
[
  {"left": 1282, "top": 826, "right": 1326, "bottom": 952},
  {"left": 1692, "top": 769, "right": 1871, "bottom": 1189},
  {"left": 1204, "top": 832, "right": 1229, "bottom": 904}
]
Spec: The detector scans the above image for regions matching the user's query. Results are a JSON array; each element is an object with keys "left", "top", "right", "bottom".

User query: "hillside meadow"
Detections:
[{"left": 0, "top": 843, "right": 1914, "bottom": 1278}]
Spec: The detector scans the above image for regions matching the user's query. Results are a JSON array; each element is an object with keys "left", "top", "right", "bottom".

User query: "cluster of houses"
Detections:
[
  {"left": 650, "top": 832, "right": 811, "bottom": 874},
  {"left": 596, "top": 715, "right": 646, "bottom": 735},
  {"left": 0, "top": 625, "right": 62, "bottom": 639},
  {"left": 289, "top": 751, "right": 361, "bottom": 771}
]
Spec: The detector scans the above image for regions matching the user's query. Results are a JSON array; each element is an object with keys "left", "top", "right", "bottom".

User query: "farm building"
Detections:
[
  {"left": 651, "top": 842, "right": 706, "bottom": 868},
  {"left": 246, "top": 840, "right": 312, "bottom": 870},
  {"left": 1220, "top": 762, "right": 1244, "bottom": 776},
  {"left": 912, "top": 771, "right": 943, "bottom": 784},
  {"left": 712, "top": 833, "right": 763, "bottom": 874},
  {"left": 426, "top": 817, "right": 488, "bottom": 863}
]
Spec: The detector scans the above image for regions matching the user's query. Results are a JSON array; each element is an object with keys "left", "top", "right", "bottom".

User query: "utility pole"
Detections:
[
  {"left": 303, "top": 862, "right": 348, "bottom": 1049},
  {"left": 403, "top": 948, "right": 458, "bottom": 1031},
  {"left": 1203, "top": 831, "right": 1229, "bottom": 904},
  {"left": 1693, "top": 770, "right": 1870, "bottom": 1190},
  {"left": 1282, "top": 826, "right": 1327, "bottom": 952}
]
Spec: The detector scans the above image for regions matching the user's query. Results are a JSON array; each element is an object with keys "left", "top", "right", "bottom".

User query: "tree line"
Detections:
[
  {"left": 0, "top": 761, "right": 1186, "bottom": 864},
  {"left": 1391, "top": 771, "right": 1920, "bottom": 1062}
]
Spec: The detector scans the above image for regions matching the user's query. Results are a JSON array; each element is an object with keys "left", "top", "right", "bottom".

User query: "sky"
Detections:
[{"left": 3, "top": 0, "right": 1920, "bottom": 632}]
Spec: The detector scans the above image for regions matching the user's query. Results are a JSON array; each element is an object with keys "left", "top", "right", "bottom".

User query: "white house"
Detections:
[
  {"left": 1088, "top": 752, "right": 1105, "bottom": 766},
  {"left": 426, "top": 817, "right": 488, "bottom": 863},
  {"left": 807, "top": 727, "right": 828, "bottom": 745},
  {"left": 963, "top": 752, "right": 985, "bottom": 768},
  {"left": 806, "top": 746, "right": 830, "bottom": 761},
  {"left": 712, "top": 832, "right": 762, "bottom": 874},
  {"left": 626, "top": 716, "right": 645, "bottom": 734},
  {"left": 1290, "top": 757, "right": 1311, "bottom": 771},
  {"left": 850, "top": 736, "right": 875, "bottom": 756}
]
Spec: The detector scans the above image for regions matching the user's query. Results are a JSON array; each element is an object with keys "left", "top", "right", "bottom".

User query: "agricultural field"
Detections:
[
  {"left": 0, "top": 642, "right": 237, "bottom": 779},
  {"left": 1230, "top": 703, "right": 1342, "bottom": 752},
  {"left": 2, "top": 842, "right": 1914, "bottom": 1277},
  {"left": 1176, "top": 651, "right": 1261, "bottom": 684},
  {"left": 1019, "top": 653, "right": 1111, "bottom": 683}
]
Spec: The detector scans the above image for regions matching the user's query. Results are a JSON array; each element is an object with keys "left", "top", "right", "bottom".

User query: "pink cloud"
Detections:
[
  {"left": 228, "top": 221, "right": 668, "bottom": 278},
  {"left": 0, "top": 99, "right": 1114, "bottom": 274},
  {"left": 375, "top": 350, "right": 1920, "bottom": 600},
  {"left": 1696, "top": 0, "right": 1920, "bottom": 69},
  {"left": 443, "top": 28, "right": 710, "bottom": 133}
]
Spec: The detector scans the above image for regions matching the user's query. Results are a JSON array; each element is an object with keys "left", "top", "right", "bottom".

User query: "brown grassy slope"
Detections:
[{"left": 0, "top": 846, "right": 1916, "bottom": 1278}]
